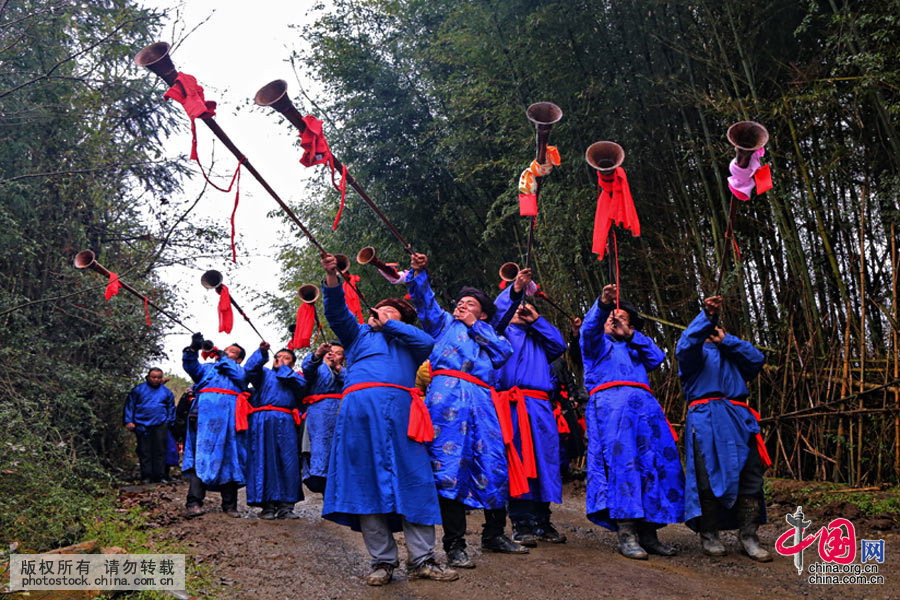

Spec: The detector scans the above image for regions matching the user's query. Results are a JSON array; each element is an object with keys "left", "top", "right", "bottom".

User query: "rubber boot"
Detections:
[
  {"left": 737, "top": 496, "right": 772, "bottom": 562},
  {"left": 637, "top": 522, "right": 676, "bottom": 556},
  {"left": 698, "top": 491, "right": 726, "bottom": 557},
  {"left": 616, "top": 520, "right": 648, "bottom": 560}
]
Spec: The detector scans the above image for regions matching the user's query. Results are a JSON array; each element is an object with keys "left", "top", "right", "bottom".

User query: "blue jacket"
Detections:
[
  {"left": 301, "top": 353, "right": 344, "bottom": 396},
  {"left": 676, "top": 310, "right": 765, "bottom": 401},
  {"left": 320, "top": 281, "right": 440, "bottom": 529},
  {"left": 124, "top": 382, "right": 175, "bottom": 432}
]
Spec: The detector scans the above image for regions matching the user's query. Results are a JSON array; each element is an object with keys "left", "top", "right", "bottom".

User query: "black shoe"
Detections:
[
  {"left": 535, "top": 522, "right": 567, "bottom": 544},
  {"left": 446, "top": 548, "right": 475, "bottom": 568},
  {"left": 512, "top": 530, "right": 538, "bottom": 547},
  {"left": 275, "top": 507, "right": 299, "bottom": 519},
  {"left": 637, "top": 523, "right": 676, "bottom": 556},
  {"left": 481, "top": 535, "right": 529, "bottom": 554},
  {"left": 260, "top": 507, "right": 277, "bottom": 520}
]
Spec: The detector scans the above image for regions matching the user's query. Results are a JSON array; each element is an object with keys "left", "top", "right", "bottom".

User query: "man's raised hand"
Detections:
[
  {"left": 600, "top": 284, "right": 617, "bottom": 305},
  {"left": 315, "top": 342, "right": 331, "bottom": 358},
  {"left": 704, "top": 296, "right": 723, "bottom": 316},
  {"left": 410, "top": 252, "right": 428, "bottom": 274},
  {"left": 513, "top": 267, "right": 532, "bottom": 293}
]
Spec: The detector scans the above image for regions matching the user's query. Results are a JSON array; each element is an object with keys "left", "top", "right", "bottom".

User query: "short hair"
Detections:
[
  {"left": 276, "top": 348, "right": 296, "bottom": 364},
  {"left": 229, "top": 343, "right": 247, "bottom": 360},
  {"left": 374, "top": 298, "right": 417, "bottom": 324},
  {"left": 147, "top": 367, "right": 163, "bottom": 377}
]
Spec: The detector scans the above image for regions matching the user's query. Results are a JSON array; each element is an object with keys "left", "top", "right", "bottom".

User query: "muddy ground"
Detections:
[{"left": 126, "top": 480, "right": 897, "bottom": 600}]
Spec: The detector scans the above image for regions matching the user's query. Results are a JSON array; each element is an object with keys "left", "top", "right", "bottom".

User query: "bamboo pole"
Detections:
[
  {"left": 857, "top": 181, "right": 867, "bottom": 485},
  {"left": 893, "top": 222, "right": 899, "bottom": 479}
]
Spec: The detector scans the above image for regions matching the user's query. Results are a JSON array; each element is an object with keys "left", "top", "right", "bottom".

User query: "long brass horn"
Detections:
[
  {"left": 357, "top": 246, "right": 400, "bottom": 280},
  {"left": 727, "top": 121, "right": 769, "bottom": 168},
  {"left": 254, "top": 79, "right": 415, "bottom": 256},
  {"left": 73, "top": 250, "right": 194, "bottom": 332},
  {"left": 199, "top": 270, "right": 266, "bottom": 341},
  {"left": 298, "top": 284, "right": 320, "bottom": 304},
  {"left": 522, "top": 102, "right": 562, "bottom": 270},
  {"left": 585, "top": 141, "right": 625, "bottom": 175},
  {"left": 135, "top": 42, "right": 331, "bottom": 257},
  {"left": 499, "top": 262, "right": 520, "bottom": 283}
]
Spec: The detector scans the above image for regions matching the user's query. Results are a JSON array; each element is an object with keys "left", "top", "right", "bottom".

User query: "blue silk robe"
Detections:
[
  {"left": 321, "top": 282, "right": 440, "bottom": 530},
  {"left": 580, "top": 299, "right": 685, "bottom": 530},
  {"left": 244, "top": 348, "right": 306, "bottom": 505},
  {"left": 405, "top": 270, "right": 513, "bottom": 509},
  {"left": 492, "top": 287, "right": 567, "bottom": 503},
  {"left": 300, "top": 352, "right": 344, "bottom": 488},
  {"left": 182, "top": 351, "right": 249, "bottom": 487},
  {"left": 676, "top": 310, "right": 767, "bottom": 531}
]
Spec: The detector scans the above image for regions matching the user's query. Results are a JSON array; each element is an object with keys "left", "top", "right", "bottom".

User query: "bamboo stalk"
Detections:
[
  {"left": 893, "top": 222, "right": 899, "bottom": 480},
  {"left": 857, "top": 181, "right": 867, "bottom": 486}
]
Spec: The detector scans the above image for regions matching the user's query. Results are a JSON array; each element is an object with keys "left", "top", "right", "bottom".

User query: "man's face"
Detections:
[
  {"left": 224, "top": 345, "right": 243, "bottom": 363},
  {"left": 324, "top": 345, "right": 344, "bottom": 369},
  {"left": 455, "top": 296, "right": 486, "bottom": 321},
  {"left": 367, "top": 305, "right": 402, "bottom": 329},
  {"left": 603, "top": 309, "right": 630, "bottom": 336},
  {"left": 274, "top": 351, "right": 295, "bottom": 369},
  {"left": 146, "top": 371, "right": 164, "bottom": 388}
]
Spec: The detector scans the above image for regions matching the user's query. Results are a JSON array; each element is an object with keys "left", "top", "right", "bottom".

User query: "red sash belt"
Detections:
[
  {"left": 430, "top": 369, "right": 529, "bottom": 498},
  {"left": 589, "top": 380, "right": 679, "bottom": 442},
  {"left": 198, "top": 387, "right": 252, "bottom": 432},
  {"left": 303, "top": 393, "right": 342, "bottom": 405},
  {"left": 248, "top": 404, "right": 302, "bottom": 427},
  {"left": 342, "top": 382, "right": 434, "bottom": 443},
  {"left": 499, "top": 387, "right": 539, "bottom": 479},
  {"left": 553, "top": 403, "right": 571, "bottom": 434},
  {"left": 688, "top": 397, "right": 772, "bottom": 468}
]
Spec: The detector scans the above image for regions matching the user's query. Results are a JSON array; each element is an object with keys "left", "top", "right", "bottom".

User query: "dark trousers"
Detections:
[
  {"left": 186, "top": 472, "right": 238, "bottom": 510},
  {"left": 438, "top": 497, "right": 509, "bottom": 551},
  {"left": 694, "top": 436, "right": 764, "bottom": 497},
  {"left": 135, "top": 424, "right": 168, "bottom": 482},
  {"left": 508, "top": 499, "right": 552, "bottom": 530}
]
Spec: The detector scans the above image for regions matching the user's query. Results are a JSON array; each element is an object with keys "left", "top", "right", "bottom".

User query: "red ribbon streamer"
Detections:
[
  {"left": 144, "top": 297, "right": 151, "bottom": 327},
  {"left": 217, "top": 284, "right": 234, "bottom": 334},
  {"left": 298, "top": 115, "right": 349, "bottom": 230},
  {"left": 518, "top": 193, "right": 538, "bottom": 216},
  {"left": 288, "top": 303, "right": 315, "bottom": 350},
  {"left": 754, "top": 163, "right": 773, "bottom": 195},
  {"left": 342, "top": 274, "right": 364, "bottom": 323},
  {"left": 104, "top": 272, "right": 121, "bottom": 300},
  {"left": 592, "top": 167, "right": 640, "bottom": 260}
]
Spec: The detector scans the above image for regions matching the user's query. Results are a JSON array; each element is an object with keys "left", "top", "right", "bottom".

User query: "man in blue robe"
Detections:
[
  {"left": 580, "top": 285, "right": 684, "bottom": 559},
  {"left": 492, "top": 269, "right": 569, "bottom": 546},
  {"left": 244, "top": 343, "right": 306, "bottom": 520},
  {"left": 676, "top": 295, "right": 771, "bottom": 562},
  {"left": 124, "top": 368, "right": 175, "bottom": 483},
  {"left": 182, "top": 333, "right": 249, "bottom": 518},
  {"left": 405, "top": 253, "right": 522, "bottom": 569},
  {"left": 319, "top": 254, "right": 458, "bottom": 586},
  {"left": 299, "top": 341, "right": 345, "bottom": 494}
]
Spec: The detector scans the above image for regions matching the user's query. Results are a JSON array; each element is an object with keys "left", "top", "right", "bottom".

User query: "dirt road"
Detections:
[{"left": 141, "top": 482, "right": 895, "bottom": 599}]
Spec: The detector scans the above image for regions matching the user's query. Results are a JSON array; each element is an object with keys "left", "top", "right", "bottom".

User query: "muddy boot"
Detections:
[
  {"left": 637, "top": 522, "right": 676, "bottom": 556},
  {"left": 511, "top": 522, "right": 538, "bottom": 547},
  {"left": 260, "top": 504, "right": 277, "bottom": 520},
  {"left": 446, "top": 548, "right": 475, "bottom": 569},
  {"left": 365, "top": 563, "right": 394, "bottom": 586},
  {"left": 407, "top": 559, "right": 459, "bottom": 582},
  {"left": 698, "top": 492, "right": 726, "bottom": 557},
  {"left": 616, "top": 520, "right": 648, "bottom": 560},
  {"left": 535, "top": 521, "right": 567, "bottom": 544},
  {"left": 737, "top": 496, "right": 772, "bottom": 562}
]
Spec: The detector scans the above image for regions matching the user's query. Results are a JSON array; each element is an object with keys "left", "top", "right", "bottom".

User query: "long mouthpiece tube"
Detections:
[
  {"left": 135, "top": 42, "right": 329, "bottom": 258},
  {"left": 254, "top": 79, "right": 414, "bottom": 256},
  {"left": 73, "top": 250, "right": 195, "bottom": 333}
]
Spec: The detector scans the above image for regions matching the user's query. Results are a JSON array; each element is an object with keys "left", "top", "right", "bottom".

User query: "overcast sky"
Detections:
[{"left": 138, "top": 1, "right": 326, "bottom": 373}]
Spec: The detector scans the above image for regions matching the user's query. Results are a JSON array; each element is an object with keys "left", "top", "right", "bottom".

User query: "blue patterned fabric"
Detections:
[
  {"left": 299, "top": 353, "right": 344, "bottom": 483},
  {"left": 182, "top": 351, "right": 248, "bottom": 488},
  {"left": 243, "top": 348, "right": 306, "bottom": 505},
  {"left": 676, "top": 310, "right": 767, "bottom": 530},
  {"left": 493, "top": 287, "right": 567, "bottom": 503},
  {"left": 405, "top": 269, "right": 513, "bottom": 509},
  {"left": 321, "top": 282, "right": 440, "bottom": 530},
  {"left": 580, "top": 299, "right": 685, "bottom": 530},
  {"left": 123, "top": 382, "right": 175, "bottom": 433}
]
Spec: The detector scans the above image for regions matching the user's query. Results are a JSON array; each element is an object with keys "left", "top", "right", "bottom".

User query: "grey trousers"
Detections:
[{"left": 358, "top": 514, "right": 436, "bottom": 568}]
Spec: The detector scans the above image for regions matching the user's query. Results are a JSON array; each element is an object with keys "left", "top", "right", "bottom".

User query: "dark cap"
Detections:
[
  {"left": 375, "top": 298, "right": 418, "bottom": 325},
  {"left": 455, "top": 286, "right": 496, "bottom": 320}
]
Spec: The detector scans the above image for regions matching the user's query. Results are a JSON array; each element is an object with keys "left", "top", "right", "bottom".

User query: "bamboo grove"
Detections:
[{"left": 272, "top": 0, "right": 900, "bottom": 485}]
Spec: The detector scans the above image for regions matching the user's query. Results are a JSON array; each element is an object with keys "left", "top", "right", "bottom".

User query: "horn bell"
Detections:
[
  {"left": 727, "top": 121, "right": 769, "bottom": 168},
  {"left": 73, "top": 250, "right": 96, "bottom": 269},
  {"left": 334, "top": 254, "right": 350, "bottom": 274},
  {"left": 526, "top": 102, "right": 563, "bottom": 127},
  {"left": 585, "top": 141, "right": 625, "bottom": 175},
  {"left": 200, "top": 269, "right": 223, "bottom": 290},
  {"left": 298, "top": 284, "right": 320, "bottom": 304},
  {"left": 254, "top": 79, "right": 304, "bottom": 130},
  {"left": 499, "top": 262, "right": 520, "bottom": 283},
  {"left": 356, "top": 246, "right": 376, "bottom": 265},
  {"left": 134, "top": 41, "right": 178, "bottom": 85}
]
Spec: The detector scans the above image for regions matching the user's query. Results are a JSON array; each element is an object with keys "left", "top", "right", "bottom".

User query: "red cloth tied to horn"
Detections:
[
  {"left": 297, "top": 115, "right": 349, "bottom": 230},
  {"left": 163, "top": 73, "right": 217, "bottom": 161},
  {"left": 217, "top": 284, "right": 234, "bottom": 334},
  {"left": 342, "top": 274, "right": 364, "bottom": 323},
  {"left": 201, "top": 346, "right": 219, "bottom": 360},
  {"left": 288, "top": 302, "right": 315, "bottom": 350},
  {"left": 592, "top": 167, "right": 640, "bottom": 260},
  {"left": 104, "top": 272, "right": 121, "bottom": 300}
]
